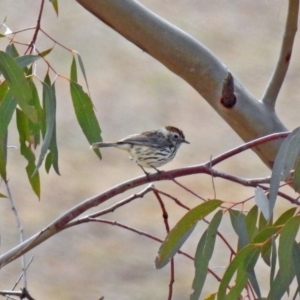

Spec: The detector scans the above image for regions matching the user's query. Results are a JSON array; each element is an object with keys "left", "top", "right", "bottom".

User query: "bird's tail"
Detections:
[{"left": 91, "top": 142, "right": 116, "bottom": 149}]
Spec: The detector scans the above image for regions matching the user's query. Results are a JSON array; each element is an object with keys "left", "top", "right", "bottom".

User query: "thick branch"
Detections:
[
  {"left": 262, "top": 0, "right": 299, "bottom": 107},
  {"left": 75, "top": 0, "right": 292, "bottom": 168}
]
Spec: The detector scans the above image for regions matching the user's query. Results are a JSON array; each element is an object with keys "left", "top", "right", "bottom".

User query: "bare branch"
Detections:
[
  {"left": 262, "top": 0, "right": 299, "bottom": 107},
  {"left": 5, "top": 181, "right": 27, "bottom": 288},
  {"left": 0, "top": 132, "right": 292, "bottom": 267}
]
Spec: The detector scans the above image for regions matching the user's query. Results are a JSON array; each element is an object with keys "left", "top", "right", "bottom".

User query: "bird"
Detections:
[{"left": 91, "top": 126, "right": 189, "bottom": 175}]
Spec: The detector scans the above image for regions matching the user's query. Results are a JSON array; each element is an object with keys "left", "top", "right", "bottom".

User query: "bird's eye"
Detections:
[{"left": 174, "top": 134, "right": 179, "bottom": 139}]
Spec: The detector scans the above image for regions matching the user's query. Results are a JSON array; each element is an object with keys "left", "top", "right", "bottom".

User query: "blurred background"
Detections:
[{"left": 0, "top": 1, "right": 299, "bottom": 299}]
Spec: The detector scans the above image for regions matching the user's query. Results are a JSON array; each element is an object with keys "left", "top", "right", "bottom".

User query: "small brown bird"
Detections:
[{"left": 91, "top": 126, "right": 189, "bottom": 175}]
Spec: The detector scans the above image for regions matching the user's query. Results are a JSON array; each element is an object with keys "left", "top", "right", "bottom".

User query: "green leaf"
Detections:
[
  {"left": 258, "top": 211, "right": 270, "bottom": 231},
  {"left": 6, "top": 43, "right": 19, "bottom": 58},
  {"left": 28, "top": 80, "right": 43, "bottom": 148},
  {"left": 267, "top": 220, "right": 300, "bottom": 300},
  {"left": 70, "top": 56, "right": 101, "bottom": 157},
  {"left": 16, "top": 109, "right": 40, "bottom": 198},
  {"left": 70, "top": 81, "right": 102, "bottom": 159},
  {"left": 76, "top": 52, "right": 91, "bottom": 96},
  {"left": 270, "top": 237, "right": 277, "bottom": 285},
  {"left": 229, "top": 210, "right": 248, "bottom": 249},
  {"left": 252, "top": 226, "right": 281, "bottom": 244},
  {"left": 0, "top": 89, "right": 17, "bottom": 141},
  {"left": 268, "top": 260, "right": 295, "bottom": 300},
  {"left": 39, "top": 47, "right": 54, "bottom": 58},
  {"left": 292, "top": 242, "right": 300, "bottom": 298},
  {"left": 0, "top": 192, "right": 7, "bottom": 198},
  {"left": 203, "top": 294, "right": 216, "bottom": 300},
  {"left": 255, "top": 187, "right": 270, "bottom": 220},
  {"left": 45, "top": 152, "right": 52, "bottom": 173},
  {"left": 70, "top": 55, "right": 77, "bottom": 82},
  {"left": 252, "top": 224, "right": 280, "bottom": 267},
  {"left": 15, "top": 55, "right": 40, "bottom": 69},
  {"left": 0, "top": 131, "right": 8, "bottom": 181},
  {"left": 218, "top": 244, "right": 260, "bottom": 299},
  {"left": 269, "top": 128, "right": 300, "bottom": 217},
  {"left": 0, "top": 80, "right": 8, "bottom": 101},
  {"left": 274, "top": 207, "right": 297, "bottom": 226},
  {"left": 245, "top": 205, "right": 258, "bottom": 241},
  {"left": 34, "top": 79, "right": 56, "bottom": 174},
  {"left": 50, "top": 0, "right": 59, "bottom": 16},
  {"left": 191, "top": 210, "right": 222, "bottom": 300},
  {"left": 155, "top": 200, "right": 222, "bottom": 269},
  {"left": 293, "top": 157, "right": 300, "bottom": 192},
  {"left": 0, "top": 51, "right": 37, "bottom": 123},
  {"left": 45, "top": 78, "right": 59, "bottom": 174},
  {"left": 278, "top": 216, "right": 300, "bottom": 286}
]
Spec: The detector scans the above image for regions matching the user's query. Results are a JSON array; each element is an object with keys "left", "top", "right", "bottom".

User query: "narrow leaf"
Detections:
[
  {"left": 155, "top": 200, "right": 222, "bottom": 269},
  {"left": 293, "top": 157, "right": 300, "bottom": 192},
  {"left": 292, "top": 242, "right": 300, "bottom": 298},
  {"left": 252, "top": 224, "right": 280, "bottom": 267},
  {"left": 70, "top": 81, "right": 102, "bottom": 158},
  {"left": 34, "top": 80, "right": 55, "bottom": 174},
  {"left": 0, "top": 80, "right": 8, "bottom": 101},
  {"left": 0, "top": 131, "right": 8, "bottom": 181},
  {"left": 269, "top": 128, "right": 300, "bottom": 217},
  {"left": 70, "top": 55, "right": 77, "bottom": 82},
  {"left": 16, "top": 109, "right": 40, "bottom": 198},
  {"left": 255, "top": 187, "right": 270, "bottom": 220},
  {"left": 0, "top": 89, "right": 17, "bottom": 141},
  {"left": 45, "top": 79, "right": 59, "bottom": 174},
  {"left": 217, "top": 244, "right": 260, "bottom": 299},
  {"left": 191, "top": 210, "right": 223, "bottom": 300},
  {"left": 203, "top": 294, "right": 216, "bottom": 300},
  {"left": 245, "top": 205, "right": 258, "bottom": 240},
  {"left": 274, "top": 207, "right": 297, "bottom": 226},
  {"left": 15, "top": 55, "right": 40, "bottom": 69},
  {"left": 270, "top": 237, "right": 277, "bottom": 284},
  {"left": 50, "top": 0, "right": 59, "bottom": 16},
  {"left": 278, "top": 216, "right": 300, "bottom": 286},
  {"left": 229, "top": 210, "right": 248, "bottom": 249},
  {"left": 28, "top": 80, "right": 43, "bottom": 148},
  {"left": 76, "top": 52, "right": 91, "bottom": 96},
  {"left": 39, "top": 47, "right": 54, "bottom": 58},
  {"left": 5, "top": 43, "right": 19, "bottom": 58},
  {"left": 0, "top": 51, "right": 37, "bottom": 122},
  {"left": 268, "top": 261, "right": 295, "bottom": 300},
  {"left": 252, "top": 226, "right": 281, "bottom": 244}
]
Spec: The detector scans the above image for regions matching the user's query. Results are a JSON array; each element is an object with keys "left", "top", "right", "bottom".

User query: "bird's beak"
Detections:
[{"left": 183, "top": 140, "right": 190, "bottom": 144}]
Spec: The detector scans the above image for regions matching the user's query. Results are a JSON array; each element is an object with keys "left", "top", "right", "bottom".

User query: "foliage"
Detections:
[
  {"left": 0, "top": 10, "right": 102, "bottom": 198},
  {"left": 1, "top": 1, "right": 300, "bottom": 300}
]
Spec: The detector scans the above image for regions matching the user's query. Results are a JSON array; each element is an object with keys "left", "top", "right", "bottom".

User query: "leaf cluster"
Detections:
[{"left": 0, "top": 43, "right": 102, "bottom": 198}]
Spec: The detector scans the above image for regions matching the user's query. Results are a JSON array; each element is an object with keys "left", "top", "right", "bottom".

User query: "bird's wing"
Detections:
[{"left": 117, "top": 130, "right": 167, "bottom": 147}]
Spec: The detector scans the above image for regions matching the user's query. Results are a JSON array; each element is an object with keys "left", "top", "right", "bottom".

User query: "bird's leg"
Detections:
[
  {"left": 138, "top": 165, "right": 151, "bottom": 177},
  {"left": 152, "top": 167, "right": 164, "bottom": 179}
]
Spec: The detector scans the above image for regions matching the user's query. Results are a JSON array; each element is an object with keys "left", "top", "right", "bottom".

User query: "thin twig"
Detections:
[
  {"left": 84, "top": 218, "right": 223, "bottom": 282},
  {"left": 151, "top": 188, "right": 190, "bottom": 210},
  {"left": 152, "top": 191, "right": 174, "bottom": 300},
  {"left": 4, "top": 181, "right": 27, "bottom": 288},
  {"left": 0, "top": 133, "right": 294, "bottom": 267},
  {"left": 8, "top": 256, "right": 34, "bottom": 300},
  {"left": 172, "top": 179, "right": 206, "bottom": 201},
  {"left": 210, "top": 155, "right": 217, "bottom": 199}
]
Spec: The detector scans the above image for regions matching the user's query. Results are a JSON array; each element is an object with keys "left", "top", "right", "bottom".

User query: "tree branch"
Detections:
[
  {"left": 0, "top": 132, "right": 291, "bottom": 267},
  {"left": 75, "top": 0, "right": 291, "bottom": 169},
  {"left": 262, "top": 0, "right": 299, "bottom": 107}
]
